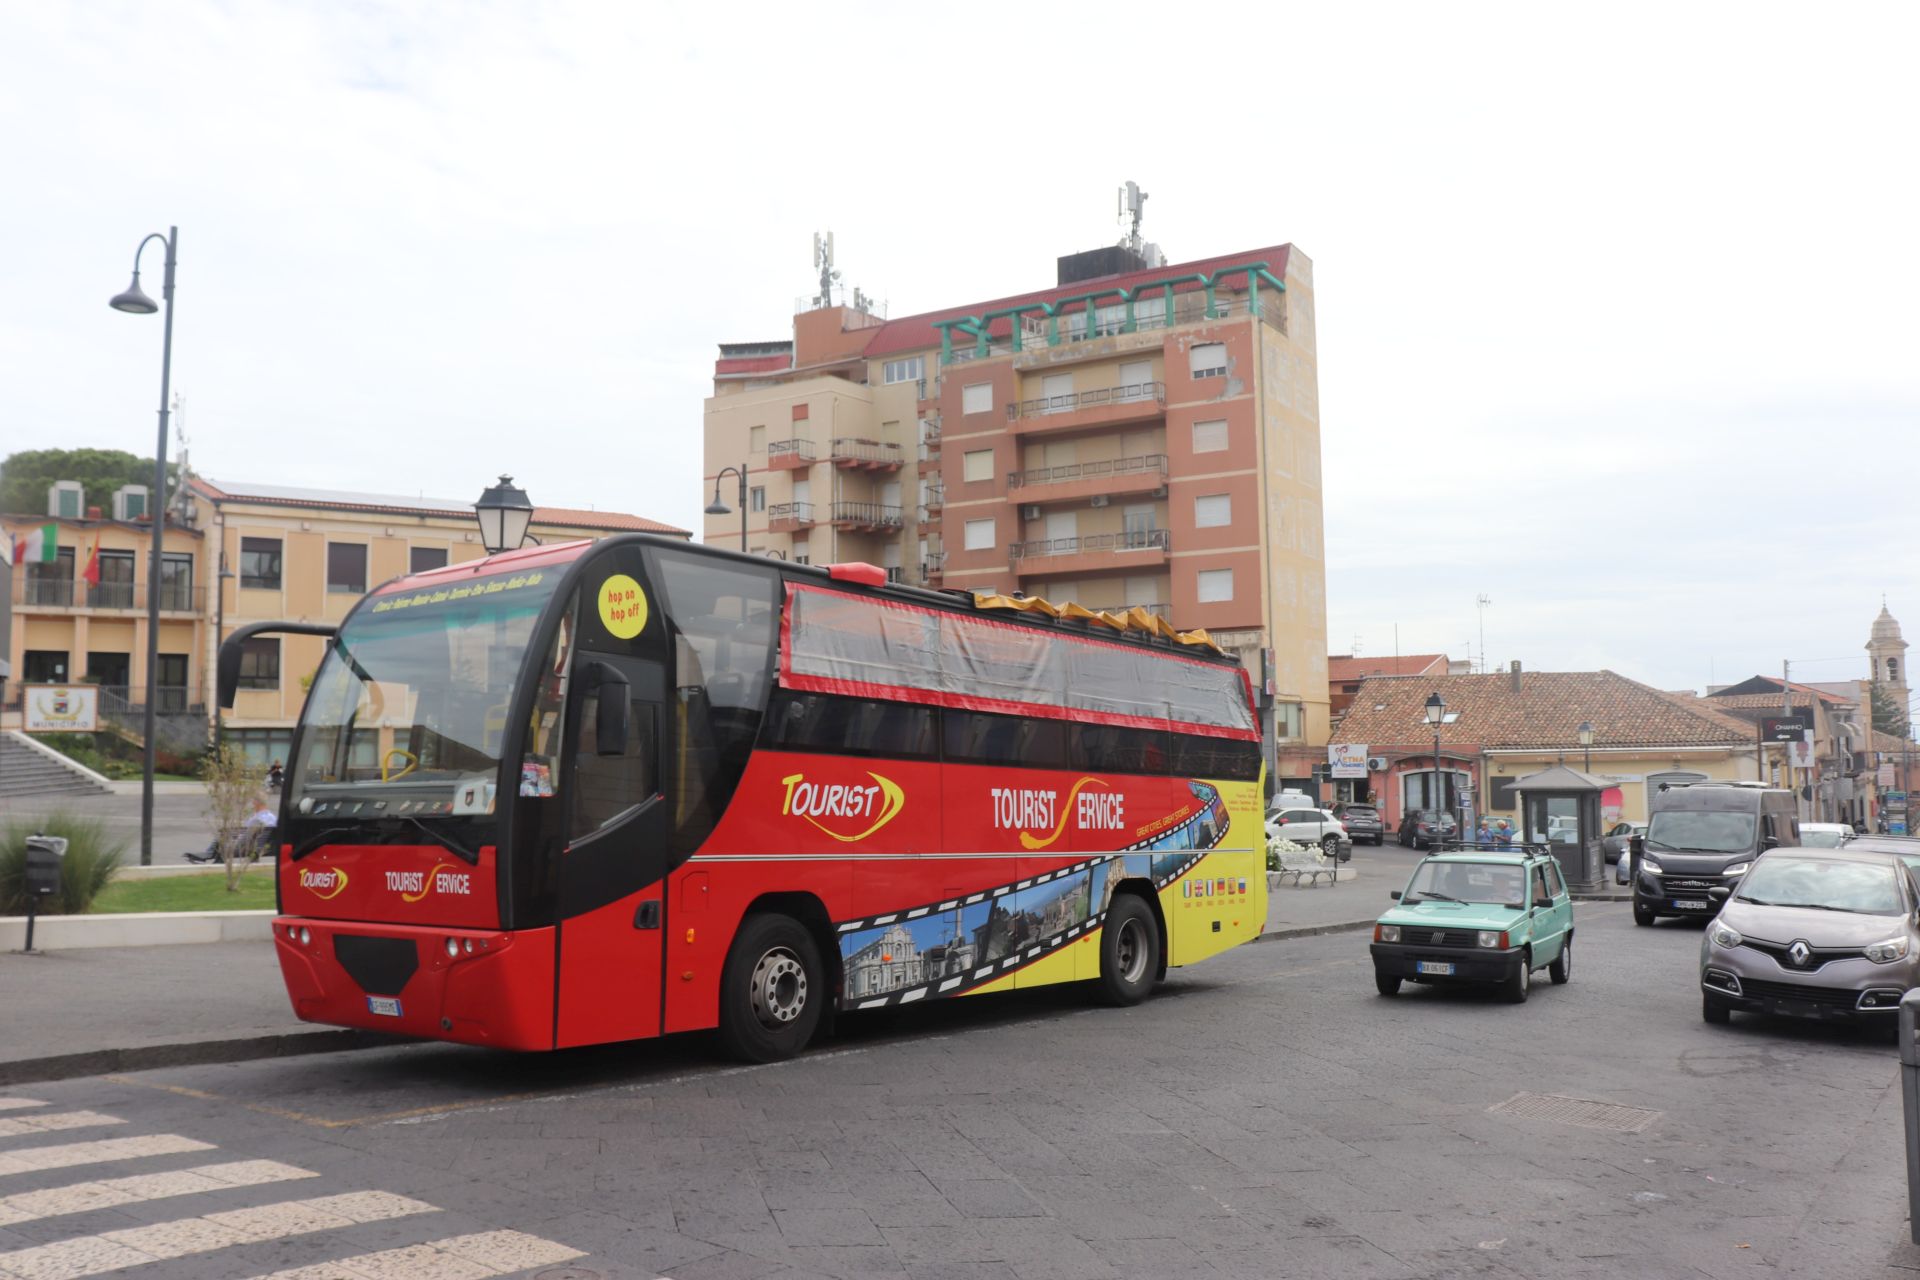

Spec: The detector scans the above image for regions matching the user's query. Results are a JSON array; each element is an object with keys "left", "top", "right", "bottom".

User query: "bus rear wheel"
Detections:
[
  {"left": 1095, "top": 894, "right": 1161, "bottom": 1007},
  {"left": 719, "top": 913, "right": 825, "bottom": 1063}
]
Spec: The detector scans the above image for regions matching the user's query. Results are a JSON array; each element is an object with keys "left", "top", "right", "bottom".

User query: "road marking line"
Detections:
[
  {"left": 0, "top": 1160, "right": 316, "bottom": 1228},
  {"left": 0, "top": 1113, "right": 125, "bottom": 1139},
  {"left": 0, "top": 1134, "right": 213, "bottom": 1178},
  {"left": 0, "top": 1101, "right": 44, "bottom": 1114},
  {"left": 246, "top": 1229, "right": 585, "bottom": 1280},
  {"left": 0, "top": 1191, "right": 437, "bottom": 1280}
]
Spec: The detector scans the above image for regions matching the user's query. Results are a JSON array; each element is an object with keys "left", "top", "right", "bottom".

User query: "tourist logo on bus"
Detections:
[
  {"left": 385, "top": 864, "right": 474, "bottom": 902},
  {"left": 993, "top": 778, "right": 1125, "bottom": 850},
  {"left": 298, "top": 867, "right": 349, "bottom": 900},
  {"left": 780, "top": 771, "right": 904, "bottom": 843}
]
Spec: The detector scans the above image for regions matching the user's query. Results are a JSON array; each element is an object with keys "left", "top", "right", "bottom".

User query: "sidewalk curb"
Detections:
[
  {"left": 0, "top": 1029, "right": 406, "bottom": 1088},
  {"left": 0, "top": 910, "right": 274, "bottom": 951},
  {"left": 1257, "top": 919, "right": 1375, "bottom": 942}
]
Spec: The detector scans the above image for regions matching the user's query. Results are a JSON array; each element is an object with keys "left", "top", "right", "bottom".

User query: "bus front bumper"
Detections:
[{"left": 273, "top": 916, "right": 556, "bottom": 1050}]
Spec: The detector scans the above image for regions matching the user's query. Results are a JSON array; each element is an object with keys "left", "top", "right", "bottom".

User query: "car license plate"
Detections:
[
  {"left": 1416, "top": 961, "right": 1455, "bottom": 976},
  {"left": 365, "top": 996, "right": 403, "bottom": 1018},
  {"left": 1673, "top": 899, "right": 1709, "bottom": 911}
]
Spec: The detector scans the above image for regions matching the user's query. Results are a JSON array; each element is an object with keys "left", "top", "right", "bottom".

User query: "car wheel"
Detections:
[
  {"left": 1633, "top": 899, "right": 1656, "bottom": 927},
  {"left": 1549, "top": 936, "right": 1572, "bottom": 984},
  {"left": 718, "top": 913, "right": 826, "bottom": 1063},
  {"left": 1503, "top": 953, "right": 1531, "bottom": 1004},
  {"left": 1095, "top": 893, "right": 1160, "bottom": 1007},
  {"left": 1322, "top": 835, "right": 1345, "bottom": 861},
  {"left": 1375, "top": 971, "right": 1401, "bottom": 997},
  {"left": 1702, "top": 993, "right": 1731, "bottom": 1025}
]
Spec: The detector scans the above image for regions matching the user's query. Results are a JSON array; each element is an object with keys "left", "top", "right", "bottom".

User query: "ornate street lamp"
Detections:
[
  {"left": 705, "top": 465, "right": 749, "bottom": 552},
  {"left": 1424, "top": 691, "right": 1447, "bottom": 823},
  {"left": 473, "top": 475, "right": 534, "bottom": 555},
  {"left": 1577, "top": 721, "right": 1595, "bottom": 775}
]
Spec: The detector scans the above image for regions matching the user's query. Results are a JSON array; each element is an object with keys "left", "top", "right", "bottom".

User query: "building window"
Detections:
[
  {"left": 883, "top": 357, "right": 924, "bottom": 385},
  {"left": 749, "top": 425, "right": 766, "bottom": 454},
  {"left": 327, "top": 543, "right": 368, "bottom": 594},
  {"left": 237, "top": 637, "right": 280, "bottom": 690},
  {"left": 1194, "top": 494, "right": 1232, "bottom": 528},
  {"left": 159, "top": 552, "right": 194, "bottom": 611},
  {"left": 239, "top": 537, "right": 282, "bottom": 590},
  {"left": 1198, "top": 568, "right": 1233, "bottom": 603},
  {"left": 1192, "top": 419, "right": 1228, "bottom": 453},
  {"left": 410, "top": 546, "right": 448, "bottom": 574},
  {"left": 1189, "top": 342, "right": 1226, "bottom": 379},
  {"left": 750, "top": 486, "right": 766, "bottom": 513},
  {"left": 963, "top": 449, "right": 994, "bottom": 483},
  {"left": 154, "top": 654, "right": 188, "bottom": 711},
  {"left": 24, "top": 548, "right": 75, "bottom": 606},
  {"left": 962, "top": 383, "right": 993, "bottom": 416},
  {"left": 93, "top": 551, "right": 135, "bottom": 609},
  {"left": 1275, "top": 701, "right": 1304, "bottom": 742},
  {"left": 964, "top": 518, "right": 995, "bottom": 552},
  {"left": 23, "top": 651, "right": 68, "bottom": 683},
  {"left": 792, "top": 535, "right": 810, "bottom": 566}
]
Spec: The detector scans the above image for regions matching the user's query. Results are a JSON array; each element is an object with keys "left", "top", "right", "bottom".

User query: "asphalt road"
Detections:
[{"left": 2, "top": 906, "right": 1916, "bottom": 1278}]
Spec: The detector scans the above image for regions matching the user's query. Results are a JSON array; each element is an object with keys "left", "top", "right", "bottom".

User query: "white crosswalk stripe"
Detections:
[
  {"left": 0, "top": 1159, "right": 318, "bottom": 1228},
  {"left": 0, "top": 1113, "right": 124, "bottom": 1139},
  {"left": 0, "top": 1102, "right": 45, "bottom": 1114},
  {"left": 0, "top": 1134, "right": 213, "bottom": 1177},
  {"left": 248, "top": 1229, "right": 587, "bottom": 1279}
]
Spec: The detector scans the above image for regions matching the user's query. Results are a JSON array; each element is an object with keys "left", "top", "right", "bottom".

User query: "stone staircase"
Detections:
[{"left": 0, "top": 732, "right": 113, "bottom": 799}]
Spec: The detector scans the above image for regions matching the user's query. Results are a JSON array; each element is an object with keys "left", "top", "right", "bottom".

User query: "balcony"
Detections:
[
  {"left": 1006, "top": 454, "right": 1168, "bottom": 507},
  {"left": 921, "top": 553, "right": 946, "bottom": 585},
  {"left": 1008, "top": 529, "right": 1171, "bottom": 577},
  {"left": 768, "top": 501, "right": 818, "bottom": 532},
  {"left": 829, "top": 437, "right": 905, "bottom": 471},
  {"left": 766, "top": 439, "right": 816, "bottom": 471},
  {"left": 1006, "top": 382, "right": 1166, "bottom": 438},
  {"left": 13, "top": 577, "right": 204, "bottom": 614},
  {"left": 829, "top": 502, "right": 905, "bottom": 532}
]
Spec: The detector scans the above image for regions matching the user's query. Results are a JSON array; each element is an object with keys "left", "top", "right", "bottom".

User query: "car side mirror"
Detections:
[
  {"left": 1761, "top": 836, "right": 1780, "bottom": 851},
  {"left": 1708, "top": 886, "right": 1731, "bottom": 902},
  {"left": 1390, "top": 889, "right": 1402, "bottom": 900},
  {"left": 587, "top": 662, "right": 630, "bottom": 756}
]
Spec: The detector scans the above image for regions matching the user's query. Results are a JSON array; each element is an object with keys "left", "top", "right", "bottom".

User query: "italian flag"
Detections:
[{"left": 11, "top": 523, "right": 56, "bottom": 565}]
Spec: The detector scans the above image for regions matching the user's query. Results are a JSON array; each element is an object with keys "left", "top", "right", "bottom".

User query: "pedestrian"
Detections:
[
  {"left": 1476, "top": 820, "right": 1493, "bottom": 847},
  {"left": 267, "top": 759, "right": 285, "bottom": 791}
]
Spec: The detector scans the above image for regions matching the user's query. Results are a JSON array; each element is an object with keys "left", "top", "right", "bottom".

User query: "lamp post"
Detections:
[
  {"left": 109, "top": 226, "right": 178, "bottom": 867},
  {"left": 473, "top": 475, "right": 535, "bottom": 555},
  {"left": 705, "top": 465, "right": 749, "bottom": 552},
  {"left": 1577, "top": 721, "right": 1595, "bottom": 775},
  {"left": 212, "top": 550, "right": 234, "bottom": 748},
  {"left": 1424, "top": 691, "right": 1447, "bottom": 825}
]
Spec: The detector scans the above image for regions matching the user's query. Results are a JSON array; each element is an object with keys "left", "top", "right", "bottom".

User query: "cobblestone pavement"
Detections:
[{"left": 3, "top": 905, "right": 1917, "bottom": 1277}]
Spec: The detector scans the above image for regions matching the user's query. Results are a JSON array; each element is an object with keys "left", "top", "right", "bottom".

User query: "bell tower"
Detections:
[{"left": 1868, "top": 601, "right": 1909, "bottom": 725}]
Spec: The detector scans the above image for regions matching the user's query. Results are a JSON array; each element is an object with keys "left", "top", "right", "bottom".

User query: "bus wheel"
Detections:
[
  {"left": 719, "top": 914, "right": 824, "bottom": 1063},
  {"left": 1095, "top": 894, "right": 1161, "bottom": 1007}
]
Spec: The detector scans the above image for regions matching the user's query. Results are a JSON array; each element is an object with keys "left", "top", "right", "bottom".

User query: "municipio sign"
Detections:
[{"left": 23, "top": 685, "right": 98, "bottom": 733}]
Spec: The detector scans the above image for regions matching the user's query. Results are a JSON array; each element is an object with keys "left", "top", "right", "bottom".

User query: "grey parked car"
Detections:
[
  {"left": 1699, "top": 847, "right": 1920, "bottom": 1035},
  {"left": 1599, "top": 821, "right": 1645, "bottom": 866}
]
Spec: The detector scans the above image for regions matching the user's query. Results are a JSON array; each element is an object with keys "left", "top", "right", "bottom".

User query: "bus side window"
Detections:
[{"left": 572, "top": 692, "right": 659, "bottom": 837}]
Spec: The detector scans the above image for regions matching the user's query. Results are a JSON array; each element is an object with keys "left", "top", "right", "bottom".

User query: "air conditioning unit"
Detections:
[
  {"left": 1089, "top": 495, "right": 1110, "bottom": 508},
  {"left": 1152, "top": 485, "right": 1168, "bottom": 498},
  {"left": 1367, "top": 756, "right": 1388, "bottom": 771},
  {"left": 1022, "top": 505, "right": 1042, "bottom": 520},
  {"left": 112, "top": 485, "right": 149, "bottom": 522}
]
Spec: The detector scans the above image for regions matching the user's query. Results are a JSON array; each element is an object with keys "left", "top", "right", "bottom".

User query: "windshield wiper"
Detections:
[
  {"left": 396, "top": 815, "right": 481, "bottom": 865},
  {"left": 1412, "top": 890, "right": 1463, "bottom": 903},
  {"left": 1734, "top": 894, "right": 1773, "bottom": 905}
]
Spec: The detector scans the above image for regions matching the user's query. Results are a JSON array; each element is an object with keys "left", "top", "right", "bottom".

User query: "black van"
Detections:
[{"left": 1622, "top": 782, "right": 1799, "bottom": 926}]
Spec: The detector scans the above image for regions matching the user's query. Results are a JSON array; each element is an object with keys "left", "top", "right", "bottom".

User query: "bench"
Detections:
[{"left": 1270, "top": 843, "right": 1335, "bottom": 887}]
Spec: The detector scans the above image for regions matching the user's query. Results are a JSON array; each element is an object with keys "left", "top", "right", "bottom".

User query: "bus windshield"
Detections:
[{"left": 291, "top": 568, "right": 562, "bottom": 806}]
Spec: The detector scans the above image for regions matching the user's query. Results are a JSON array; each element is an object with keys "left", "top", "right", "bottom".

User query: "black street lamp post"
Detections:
[
  {"left": 109, "top": 226, "right": 178, "bottom": 867},
  {"left": 473, "top": 475, "right": 535, "bottom": 555},
  {"left": 705, "top": 465, "right": 749, "bottom": 552},
  {"left": 212, "top": 550, "right": 234, "bottom": 748},
  {"left": 1578, "top": 720, "right": 1595, "bottom": 775},
  {"left": 1424, "top": 691, "right": 1447, "bottom": 825}
]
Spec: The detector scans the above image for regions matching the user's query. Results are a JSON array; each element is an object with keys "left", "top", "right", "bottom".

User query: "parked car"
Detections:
[
  {"left": 1332, "top": 803, "right": 1386, "bottom": 846},
  {"left": 1624, "top": 782, "right": 1798, "bottom": 926},
  {"left": 1370, "top": 846, "right": 1575, "bottom": 1003},
  {"left": 1396, "top": 808, "right": 1458, "bottom": 850},
  {"left": 1795, "top": 822, "right": 1856, "bottom": 849},
  {"left": 1600, "top": 821, "right": 1647, "bottom": 865},
  {"left": 1699, "top": 846, "right": 1920, "bottom": 1035},
  {"left": 1266, "top": 807, "right": 1352, "bottom": 861}
]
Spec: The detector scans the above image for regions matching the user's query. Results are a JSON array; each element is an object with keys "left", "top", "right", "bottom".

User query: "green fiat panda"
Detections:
[{"left": 1370, "top": 847, "right": 1575, "bottom": 1003}]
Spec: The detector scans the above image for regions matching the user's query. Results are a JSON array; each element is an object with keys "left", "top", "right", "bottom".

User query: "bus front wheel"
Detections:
[
  {"left": 719, "top": 913, "right": 825, "bottom": 1063},
  {"left": 1095, "top": 894, "right": 1161, "bottom": 1007}
]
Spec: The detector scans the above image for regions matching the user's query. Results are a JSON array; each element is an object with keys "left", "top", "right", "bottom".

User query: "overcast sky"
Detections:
[{"left": 3, "top": 2, "right": 1916, "bottom": 698}]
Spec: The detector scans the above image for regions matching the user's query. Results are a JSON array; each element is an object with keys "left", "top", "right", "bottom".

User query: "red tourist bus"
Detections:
[{"left": 220, "top": 535, "right": 1266, "bottom": 1061}]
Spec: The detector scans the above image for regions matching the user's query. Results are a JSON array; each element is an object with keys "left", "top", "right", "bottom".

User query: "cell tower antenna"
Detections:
[
  {"left": 1116, "top": 180, "right": 1148, "bottom": 253},
  {"left": 811, "top": 230, "right": 841, "bottom": 309},
  {"left": 1475, "top": 594, "right": 1493, "bottom": 675},
  {"left": 1351, "top": 633, "right": 1363, "bottom": 658}
]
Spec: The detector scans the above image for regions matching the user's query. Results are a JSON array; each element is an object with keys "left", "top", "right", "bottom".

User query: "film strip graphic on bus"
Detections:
[{"left": 834, "top": 781, "right": 1243, "bottom": 1010}]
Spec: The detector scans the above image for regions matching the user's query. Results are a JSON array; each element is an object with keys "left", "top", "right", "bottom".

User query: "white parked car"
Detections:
[
  {"left": 1266, "top": 807, "right": 1352, "bottom": 861},
  {"left": 1795, "top": 822, "right": 1856, "bottom": 849}
]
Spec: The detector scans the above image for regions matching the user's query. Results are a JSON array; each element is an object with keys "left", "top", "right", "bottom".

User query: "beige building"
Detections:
[{"left": 703, "top": 240, "right": 1330, "bottom": 787}]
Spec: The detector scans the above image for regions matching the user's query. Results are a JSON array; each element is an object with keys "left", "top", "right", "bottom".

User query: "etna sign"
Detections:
[{"left": 1761, "top": 714, "right": 1812, "bottom": 743}]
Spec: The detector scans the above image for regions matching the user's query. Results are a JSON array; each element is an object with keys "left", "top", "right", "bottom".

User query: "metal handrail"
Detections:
[
  {"left": 829, "top": 438, "right": 905, "bottom": 465},
  {"left": 1009, "top": 381, "right": 1165, "bottom": 421},
  {"left": 1007, "top": 453, "right": 1168, "bottom": 490},
  {"left": 830, "top": 501, "right": 904, "bottom": 527},
  {"left": 767, "top": 439, "right": 816, "bottom": 462},
  {"left": 767, "top": 501, "right": 817, "bottom": 524},
  {"left": 1008, "top": 529, "right": 1171, "bottom": 560}
]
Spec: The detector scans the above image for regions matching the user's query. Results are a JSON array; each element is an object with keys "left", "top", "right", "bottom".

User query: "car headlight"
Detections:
[
  {"left": 1477, "top": 930, "right": 1508, "bottom": 948},
  {"left": 1866, "top": 936, "right": 1910, "bottom": 964},
  {"left": 1722, "top": 862, "right": 1750, "bottom": 878},
  {"left": 1710, "top": 922, "right": 1742, "bottom": 949},
  {"left": 1375, "top": 924, "right": 1400, "bottom": 943},
  {"left": 1640, "top": 856, "right": 1663, "bottom": 874}
]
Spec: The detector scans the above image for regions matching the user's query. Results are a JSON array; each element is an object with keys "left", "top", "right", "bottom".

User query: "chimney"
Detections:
[{"left": 1509, "top": 660, "right": 1522, "bottom": 693}]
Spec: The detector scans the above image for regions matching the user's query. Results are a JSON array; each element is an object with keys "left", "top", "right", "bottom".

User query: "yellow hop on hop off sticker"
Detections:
[{"left": 598, "top": 573, "right": 649, "bottom": 639}]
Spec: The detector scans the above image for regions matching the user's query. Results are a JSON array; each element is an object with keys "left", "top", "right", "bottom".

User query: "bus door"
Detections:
[{"left": 554, "top": 653, "right": 670, "bottom": 1047}]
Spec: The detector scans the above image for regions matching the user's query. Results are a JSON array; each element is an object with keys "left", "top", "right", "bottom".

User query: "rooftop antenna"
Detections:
[
  {"left": 1352, "top": 633, "right": 1363, "bottom": 658},
  {"left": 811, "top": 231, "right": 840, "bottom": 309},
  {"left": 1475, "top": 594, "right": 1492, "bottom": 675},
  {"left": 1116, "top": 181, "right": 1148, "bottom": 255}
]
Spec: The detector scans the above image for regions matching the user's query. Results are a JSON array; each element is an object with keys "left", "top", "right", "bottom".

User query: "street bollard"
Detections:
[
  {"left": 1901, "top": 989, "right": 1920, "bottom": 1244},
  {"left": 21, "top": 834, "right": 67, "bottom": 953}
]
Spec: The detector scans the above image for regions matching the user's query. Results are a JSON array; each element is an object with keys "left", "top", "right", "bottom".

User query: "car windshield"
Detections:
[
  {"left": 1646, "top": 810, "right": 1755, "bottom": 853},
  {"left": 1403, "top": 860, "right": 1525, "bottom": 906},
  {"left": 1735, "top": 858, "right": 1904, "bottom": 915},
  {"left": 1797, "top": 829, "right": 1848, "bottom": 849}
]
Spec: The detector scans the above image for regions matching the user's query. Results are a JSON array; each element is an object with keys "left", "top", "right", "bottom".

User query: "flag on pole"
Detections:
[
  {"left": 10, "top": 523, "right": 56, "bottom": 565},
  {"left": 81, "top": 529, "right": 102, "bottom": 587}
]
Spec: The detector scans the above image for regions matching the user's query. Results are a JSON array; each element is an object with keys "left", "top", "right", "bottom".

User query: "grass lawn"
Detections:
[{"left": 90, "top": 868, "right": 277, "bottom": 914}]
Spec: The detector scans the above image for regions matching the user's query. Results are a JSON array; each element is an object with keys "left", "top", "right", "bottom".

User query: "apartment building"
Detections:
[
  {"left": 703, "top": 240, "right": 1329, "bottom": 785},
  {"left": 3, "top": 477, "right": 687, "bottom": 763}
]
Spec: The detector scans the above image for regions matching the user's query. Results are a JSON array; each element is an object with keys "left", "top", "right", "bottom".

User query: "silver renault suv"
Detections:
[{"left": 1699, "top": 847, "right": 1920, "bottom": 1033}]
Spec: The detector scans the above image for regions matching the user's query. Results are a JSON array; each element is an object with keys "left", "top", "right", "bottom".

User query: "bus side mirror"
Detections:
[{"left": 589, "top": 663, "right": 630, "bottom": 756}]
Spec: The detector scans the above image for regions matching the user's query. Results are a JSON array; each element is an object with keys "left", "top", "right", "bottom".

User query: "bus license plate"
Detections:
[
  {"left": 1674, "top": 899, "right": 1709, "bottom": 911},
  {"left": 366, "top": 996, "right": 403, "bottom": 1018},
  {"left": 1416, "top": 961, "right": 1454, "bottom": 976}
]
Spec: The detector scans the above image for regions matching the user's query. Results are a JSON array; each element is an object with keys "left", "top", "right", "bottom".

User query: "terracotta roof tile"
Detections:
[
  {"left": 1328, "top": 653, "right": 1447, "bottom": 682},
  {"left": 1334, "top": 670, "right": 1754, "bottom": 750}
]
